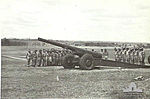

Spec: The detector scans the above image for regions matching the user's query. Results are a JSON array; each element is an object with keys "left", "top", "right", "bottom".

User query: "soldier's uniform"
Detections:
[
  {"left": 127, "top": 49, "right": 132, "bottom": 63},
  {"left": 48, "top": 52, "right": 52, "bottom": 65},
  {"left": 58, "top": 51, "right": 61, "bottom": 65},
  {"left": 134, "top": 49, "right": 139, "bottom": 64},
  {"left": 45, "top": 51, "right": 49, "bottom": 66},
  {"left": 60, "top": 51, "right": 64, "bottom": 65},
  {"left": 37, "top": 50, "right": 43, "bottom": 66},
  {"left": 32, "top": 50, "right": 38, "bottom": 67},
  {"left": 42, "top": 50, "right": 47, "bottom": 66},
  {"left": 139, "top": 48, "right": 145, "bottom": 65},
  {"left": 55, "top": 52, "right": 58, "bottom": 65},
  {"left": 26, "top": 50, "right": 32, "bottom": 66},
  {"left": 46, "top": 51, "right": 50, "bottom": 66},
  {"left": 126, "top": 48, "right": 130, "bottom": 63},
  {"left": 119, "top": 49, "right": 123, "bottom": 62},
  {"left": 114, "top": 48, "right": 117, "bottom": 61},
  {"left": 116, "top": 49, "right": 120, "bottom": 61},
  {"left": 51, "top": 52, "right": 55, "bottom": 65},
  {"left": 130, "top": 49, "right": 135, "bottom": 64},
  {"left": 122, "top": 48, "right": 126, "bottom": 62}
]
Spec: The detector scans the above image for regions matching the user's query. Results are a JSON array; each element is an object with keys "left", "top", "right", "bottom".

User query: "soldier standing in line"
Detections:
[
  {"left": 119, "top": 48, "right": 123, "bottom": 62},
  {"left": 37, "top": 50, "right": 43, "bottom": 67},
  {"left": 122, "top": 48, "right": 126, "bottom": 62},
  {"left": 60, "top": 50, "right": 65, "bottom": 65},
  {"left": 127, "top": 48, "right": 132, "bottom": 63},
  {"left": 46, "top": 50, "right": 49, "bottom": 66},
  {"left": 51, "top": 51, "right": 55, "bottom": 65},
  {"left": 118, "top": 48, "right": 121, "bottom": 62},
  {"left": 139, "top": 48, "right": 145, "bottom": 65},
  {"left": 45, "top": 50, "right": 49, "bottom": 66},
  {"left": 47, "top": 50, "right": 50, "bottom": 66},
  {"left": 134, "top": 48, "right": 138, "bottom": 64},
  {"left": 26, "top": 50, "right": 32, "bottom": 66},
  {"left": 48, "top": 51, "right": 52, "bottom": 66},
  {"left": 114, "top": 48, "right": 117, "bottom": 61},
  {"left": 57, "top": 51, "right": 61, "bottom": 65},
  {"left": 125, "top": 48, "right": 130, "bottom": 63},
  {"left": 141, "top": 48, "right": 145, "bottom": 65},
  {"left": 130, "top": 48, "right": 135, "bottom": 64},
  {"left": 42, "top": 49, "right": 47, "bottom": 66},
  {"left": 137, "top": 49, "right": 140, "bottom": 65},
  {"left": 55, "top": 51, "right": 58, "bottom": 65},
  {"left": 32, "top": 50, "right": 38, "bottom": 67},
  {"left": 101, "top": 49, "right": 104, "bottom": 59}
]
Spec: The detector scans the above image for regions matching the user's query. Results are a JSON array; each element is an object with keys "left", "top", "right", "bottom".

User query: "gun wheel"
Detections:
[
  {"left": 148, "top": 56, "right": 150, "bottom": 64},
  {"left": 62, "top": 54, "right": 75, "bottom": 69},
  {"left": 79, "top": 54, "right": 94, "bottom": 70}
]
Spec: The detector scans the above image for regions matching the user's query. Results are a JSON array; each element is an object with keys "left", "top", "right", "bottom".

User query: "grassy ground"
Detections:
[{"left": 1, "top": 46, "right": 150, "bottom": 99}]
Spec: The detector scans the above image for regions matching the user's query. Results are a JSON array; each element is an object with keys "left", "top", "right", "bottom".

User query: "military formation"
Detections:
[
  {"left": 114, "top": 46, "right": 145, "bottom": 65},
  {"left": 26, "top": 45, "right": 146, "bottom": 66},
  {"left": 26, "top": 48, "right": 72, "bottom": 67}
]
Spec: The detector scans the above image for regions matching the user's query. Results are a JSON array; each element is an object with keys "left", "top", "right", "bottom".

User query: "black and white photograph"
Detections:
[{"left": 1, "top": 0, "right": 150, "bottom": 99}]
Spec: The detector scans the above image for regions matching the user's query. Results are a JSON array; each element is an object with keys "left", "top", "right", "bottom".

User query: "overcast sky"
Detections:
[{"left": 0, "top": 0, "right": 150, "bottom": 42}]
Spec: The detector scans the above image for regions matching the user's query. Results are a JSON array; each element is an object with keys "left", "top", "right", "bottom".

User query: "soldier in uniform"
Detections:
[
  {"left": 114, "top": 48, "right": 117, "bottom": 61},
  {"left": 137, "top": 48, "right": 140, "bottom": 65},
  {"left": 51, "top": 51, "right": 55, "bottom": 65},
  {"left": 60, "top": 50, "right": 65, "bottom": 65},
  {"left": 122, "top": 48, "right": 126, "bottom": 62},
  {"left": 101, "top": 49, "right": 104, "bottom": 59},
  {"left": 42, "top": 49, "right": 47, "bottom": 66},
  {"left": 126, "top": 48, "right": 130, "bottom": 63},
  {"left": 26, "top": 50, "right": 32, "bottom": 66},
  {"left": 116, "top": 48, "right": 120, "bottom": 61},
  {"left": 48, "top": 51, "right": 52, "bottom": 65},
  {"left": 58, "top": 51, "right": 61, "bottom": 65},
  {"left": 55, "top": 51, "right": 58, "bottom": 65},
  {"left": 32, "top": 50, "right": 38, "bottom": 67},
  {"left": 37, "top": 50, "right": 43, "bottom": 66},
  {"left": 139, "top": 48, "right": 145, "bottom": 65},
  {"left": 45, "top": 50, "right": 49, "bottom": 66},
  {"left": 118, "top": 48, "right": 122, "bottom": 62},
  {"left": 127, "top": 48, "right": 132, "bottom": 63},
  {"left": 134, "top": 48, "right": 138, "bottom": 64},
  {"left": 103, "top": 49, "right": 108, "bottom": 60},
  {"left": 130, "top": 48, "right": 135, "bottom": 64},
  {"left": 46, "top": 50, "right": 50, "bottom": 66}
]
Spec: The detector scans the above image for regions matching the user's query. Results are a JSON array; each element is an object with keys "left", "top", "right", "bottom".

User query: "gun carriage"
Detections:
[{"left": 38, "top": 37, "right": 150, "bottom": 70}]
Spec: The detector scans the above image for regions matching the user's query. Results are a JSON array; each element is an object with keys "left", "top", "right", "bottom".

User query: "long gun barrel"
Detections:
[{"left": 38, "top": 37, "right": 102, "bottom": 58}]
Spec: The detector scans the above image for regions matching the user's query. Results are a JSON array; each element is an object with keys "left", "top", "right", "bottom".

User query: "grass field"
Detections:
[{"left": 1, "top": 46, "right": 150, "bottom": 99}]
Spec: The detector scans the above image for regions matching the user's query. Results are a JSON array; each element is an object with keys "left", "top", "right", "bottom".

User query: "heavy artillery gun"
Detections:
[
  {"left": 38, "top": 37, "right": 102, "bottom": 70},
  {"left": 38, "top": 37, "right": 150, "bottom": 70}
]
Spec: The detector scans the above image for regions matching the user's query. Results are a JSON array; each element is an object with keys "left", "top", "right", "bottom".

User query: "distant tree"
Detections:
[{"left": 1, "top": 38, "right": 10, "bottom": 46}]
